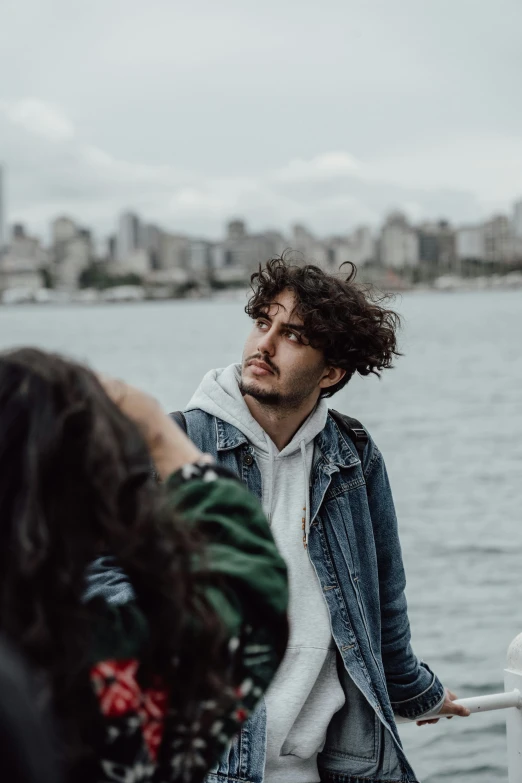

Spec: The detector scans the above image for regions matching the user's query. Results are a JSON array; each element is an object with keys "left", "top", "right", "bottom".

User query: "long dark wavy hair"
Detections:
[
  {"left": 246, "top": 256, "right": 402, "bottom": 396},
  {"left": 0, "top": 347, "right": 228, "bottom": 773}
]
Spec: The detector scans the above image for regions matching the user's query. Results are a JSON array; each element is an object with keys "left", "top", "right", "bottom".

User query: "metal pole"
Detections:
[
  {"left": 396, "top": 634, "right": 522, "bottom": 780},
  {"left": 395, "top": 690, "right": 522, "bottom": 724},
  {"left": 506, "top": 633, "right": 522, "bottom": 783}
]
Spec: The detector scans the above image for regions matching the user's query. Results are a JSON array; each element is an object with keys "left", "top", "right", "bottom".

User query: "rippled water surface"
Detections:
[{"left": 1, "top": 290, "right": 521, "bottom": 782}]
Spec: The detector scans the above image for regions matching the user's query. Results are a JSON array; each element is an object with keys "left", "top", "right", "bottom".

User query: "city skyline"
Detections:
[
  {"left": 2, "top": 184, "right": 522, "bottom": 302},
  {"left": 1, "top": 1, "right": 521, "bottom": 240},
  {"left": 1, "top": 162, "right": 521, "bottom": 255}
]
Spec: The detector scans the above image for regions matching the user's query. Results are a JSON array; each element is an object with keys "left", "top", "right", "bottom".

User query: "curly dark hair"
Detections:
[
  {"left": 245, "top": 256, "right": 401, "bottom": 396},
  {"left": 0, "top": 348, "right": 230, "bottom": 775}
]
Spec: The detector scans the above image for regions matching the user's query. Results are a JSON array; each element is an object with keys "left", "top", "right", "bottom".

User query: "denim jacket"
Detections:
[{"left": 184, "top": 408, "right": 444, "bottom": 783}]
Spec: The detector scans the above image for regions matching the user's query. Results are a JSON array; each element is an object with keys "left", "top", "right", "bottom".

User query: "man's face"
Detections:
[{"left": 240, "top": 289, "right": 328, "bottom": 409}]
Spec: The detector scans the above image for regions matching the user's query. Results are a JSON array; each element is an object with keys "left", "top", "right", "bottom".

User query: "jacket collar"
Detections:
[
  {"left": 215, "top": 416, "right": 250, "bottom": 451},
  {"left": 313, "top": 414, "right": 360, "bottom": 469},
  {"left": 214, "top": 410, "right": 359, "bottom": 466}
]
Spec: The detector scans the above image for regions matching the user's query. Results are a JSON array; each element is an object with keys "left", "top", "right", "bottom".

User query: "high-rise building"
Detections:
[
  {"left": 117, "top": 211, "right": 141, "bottom": 262},
  {"left": 350, "top": 226, "right": 376, "bottom": 266},
  {"left": 50, "top": 216, "right": 93, "bottom": 291},
  {"left": 52, "top": 216, "right": 77, "bottom": 245},
  {"left": 513, "top": 199, "right": 522, "bottom": 237},
  {"left": 456, "top": 225, "right": 485, "bottom": 261},
  {"left": 0, "top": 221, "right": 47, "bottom": 293},
  {"left": 513, "top": 198, "right": 522, "bottom": 260},
  {"left": 380, "top": 213, "right": 419, "bottom": 268},
  {"left": 188, "top": 239, "right": 213, "bottom": 274},
  {"left": 107, "top": 235, "right": 117, "bottom": 261},
  {"left": 8, "top": 224, "right": 43, "bottom": 262},
  {"left": 159, "top": 233, "right": 189, "bottom": 271},
  {"left": 213, "top": 219, "right": 286, "bottom": 277},
  {"left": 483, "top": 215, "right": 512, "bottom": 264},
  {"left": 142, "top": 224, "right": 163, "bottom": 270},
  {"left": 0, "top": 164, "right": 5, "bottom": 252},
  {"left": 290, "top": 224, "right": 330, "bottom": 268},
  {"left": 417, "top": 221, "right": 456, "bottom": 272}
]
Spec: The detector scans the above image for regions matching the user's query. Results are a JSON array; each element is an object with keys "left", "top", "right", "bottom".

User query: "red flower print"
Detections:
[{"left": 91, "top": 659, "right": 169, "bottom": 761}]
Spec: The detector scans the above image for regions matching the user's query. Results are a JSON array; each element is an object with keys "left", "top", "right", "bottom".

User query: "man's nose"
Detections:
[{"left": 257, "top": 327, "right": 276, "bottom": 356}]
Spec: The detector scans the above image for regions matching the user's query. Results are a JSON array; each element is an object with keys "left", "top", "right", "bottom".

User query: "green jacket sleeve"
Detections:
[
  {"left": 85, "top": 464, "right": 288, "bottom": 783},
  {"left": 164, "top": 467, "right": 289, "bottom": 681}
]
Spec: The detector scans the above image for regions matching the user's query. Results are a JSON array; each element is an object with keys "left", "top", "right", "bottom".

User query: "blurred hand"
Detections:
[
  {"left": 98, "top": 375, "right": 165, "bottom": 435},
  {"left": 416, "top": 689, "right": 471, "bottom": 726},
  {"left": 98, "top": 374, "right": 205, "bottom": 477}
]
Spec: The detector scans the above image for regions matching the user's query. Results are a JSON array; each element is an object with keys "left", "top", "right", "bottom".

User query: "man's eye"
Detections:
[
  {"left": 287, "top": 331, "right": 300, "bottom": 342},
  {"left": 256, "top": 320, "right": 268, "bottom": 331}
]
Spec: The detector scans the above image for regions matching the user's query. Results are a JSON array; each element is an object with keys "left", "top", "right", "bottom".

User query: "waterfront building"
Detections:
[
  {"left": 350, "top": 225, "right": 377, "bottom": 266},
  {"left": 512, "top": 199, "right": 522, "bottom": 260},
  {"left": 188, "top": 239, "right": 213, "bottom": 277},
  {"left": 0, "top": 223, "right": 46, "bottom": 294},
  {"left": 141, "top": 224, "right": 162, "bottom": 270},
  {"left": 328, "top": 227, "right": 376, "bottom": 271},
  {"left": 159, "top": 232, "right": 190, "bottom": 271},
  {"left": 290, "top": 224, "right": 331, "bottom": 269},
  {"left": 50, "top": 217, "right": 93, "bottom": 291},
  {"left": 380, "top": 212, "right": 419, "bottom": 268},
  {"left": 213, "top": 219, "right": 286, "bottom": 279},
  {"left": 52, "top": 216, "right": 77, "bottom": 245},
  {"left": 0, "top": 164, "right": 5, "bottom": 253},
  {"left": 456, "top": 225, "right": 485, "bottom": 263},
  {"left": 112, "top": 248, "right": 150, "bottom": 276},
  {"left": 483, "top": 215, "right": 513, "bottom": 264},
  {"left": 417, "top": 220, "right": 456, "bottom": 274},
  {"left": 116, "top": 211, "right": 142, "bottom": 262}
]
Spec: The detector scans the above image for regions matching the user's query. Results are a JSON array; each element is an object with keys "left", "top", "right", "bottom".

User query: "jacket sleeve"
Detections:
[
  {"left": 164, "top": 463, "right": 289, "bottom": 669},
  {"left": 162, "top": 463, "right": 289, "bottom": 779},
  {"left": 363, "top": 441, "right": 445, "bottom": 720}
]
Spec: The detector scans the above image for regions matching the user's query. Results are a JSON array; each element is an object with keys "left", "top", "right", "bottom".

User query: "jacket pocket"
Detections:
[
  {"left": 321, "top": 669, "right": 381, "bottom": 763},
  {"left": 324, "top": 466, "right": 366, "bottom": 502}
]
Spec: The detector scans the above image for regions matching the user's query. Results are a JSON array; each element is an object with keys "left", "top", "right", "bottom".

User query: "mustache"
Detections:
[{"left": 245, "top": 353, "right": 279, "bottom": 376}]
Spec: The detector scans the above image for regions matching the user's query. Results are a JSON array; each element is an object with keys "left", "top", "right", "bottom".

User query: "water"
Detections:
[{"left": 1, "top": 291, "right": 521, "bottom": 782}]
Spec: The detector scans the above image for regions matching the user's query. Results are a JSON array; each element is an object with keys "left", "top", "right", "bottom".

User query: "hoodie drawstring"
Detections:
[
  {"left": 266, "top": 439, "right": 277, "bottom": 526},
  {"left": 267, "top": 438, "right": 310, "bottom": 550},
  {"left": 300, "top": 439, "right": 310, "bottom": 549}
]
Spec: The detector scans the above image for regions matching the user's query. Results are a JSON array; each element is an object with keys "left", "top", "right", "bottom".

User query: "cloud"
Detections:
[
  {"left": 363, "top": 135, "right": 522, "bottom": 210},
  {"left": 274, "top": 153, "right": 361, "bottom": 183},
  {"left": 80, "top": 145, "right": 182, "bottom": 187},
  {"left": 1, "top": 0, "right": 521, "bottom": 244},
  {"left": 0, "top": 95, "right": 509, "bottom": 243},
  {"left": 1, "top": 98, "right": 75, "bottom": 142}
]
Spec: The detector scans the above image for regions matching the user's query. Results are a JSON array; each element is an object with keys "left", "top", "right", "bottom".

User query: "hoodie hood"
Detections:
[
  {"left": 186, "top": 363, "right": 328, "bottom": 458},
  {"left": 186, "top": 364, "right": 329, "bottom": 541}
]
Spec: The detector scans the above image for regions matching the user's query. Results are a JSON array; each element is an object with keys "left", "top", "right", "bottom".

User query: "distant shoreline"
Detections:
[{"left": 2, "top": 274, "right": 522, "bottom": 308}]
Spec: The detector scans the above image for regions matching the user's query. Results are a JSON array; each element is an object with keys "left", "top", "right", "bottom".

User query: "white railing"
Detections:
[
  {"left": 505, "top": 633, "right": 522, "bottom": 783},
  {"left": 397, "top": 633, "right": 522, "bottom": 783}
]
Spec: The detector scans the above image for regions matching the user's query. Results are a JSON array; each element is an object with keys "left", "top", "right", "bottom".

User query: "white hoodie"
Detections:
[{"left": 186, "top": 365, "right": 345, "bottom": 783}]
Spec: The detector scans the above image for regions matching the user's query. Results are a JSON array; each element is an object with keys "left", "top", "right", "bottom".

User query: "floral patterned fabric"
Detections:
[
  {"left": 90, "top": 636, "right": 268, "bottom": 782},
  {"left": 91, "top": 660, "right": 167, "bottom": 762},
  {"left": 84, "top": 461, "right": 289, "bottom": 783}
]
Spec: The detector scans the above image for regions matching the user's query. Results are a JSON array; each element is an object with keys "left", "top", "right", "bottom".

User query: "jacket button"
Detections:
[{"left": 243, "top": 453, "right": 254, "bottom": 466}]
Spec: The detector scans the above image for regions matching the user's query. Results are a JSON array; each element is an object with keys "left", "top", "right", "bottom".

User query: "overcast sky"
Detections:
[{"left": 1, "top": 0, "right": 521, "bottom": 242}]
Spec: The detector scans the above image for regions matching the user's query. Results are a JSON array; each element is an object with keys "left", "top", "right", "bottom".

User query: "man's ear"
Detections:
[{"left": 319, "top": 366, "right": 346, "bottom": 391}]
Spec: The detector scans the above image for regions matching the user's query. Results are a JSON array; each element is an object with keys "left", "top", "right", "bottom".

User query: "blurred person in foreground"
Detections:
[
  {"left": 0, "top": 347, "right": 289, "bottom": 783},
  {"left": 176, "top": 257, "right": 469, "bottom": 783},
  {"left": 0, "top": 634, "right": 61, "bottom": 783}
]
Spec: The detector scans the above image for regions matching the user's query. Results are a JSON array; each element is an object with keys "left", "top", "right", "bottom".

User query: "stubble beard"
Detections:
[
  {"left": 239, "top": 377, "right": 283, "bottom": 407},
  {"left": 239, "top": 370, "right": 319, "bottom": 413}
]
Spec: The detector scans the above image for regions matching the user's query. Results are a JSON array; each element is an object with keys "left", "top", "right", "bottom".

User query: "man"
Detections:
[{"left": 181, "top": 257, "right": 468, "bottom": 783}]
